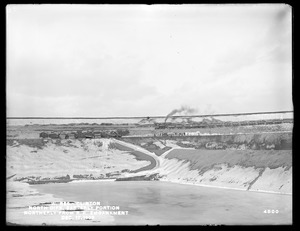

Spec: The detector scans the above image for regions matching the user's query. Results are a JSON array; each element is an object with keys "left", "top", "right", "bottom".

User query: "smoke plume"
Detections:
[{"left": 165, "top": 106, "right": 198, "bottom": 122}]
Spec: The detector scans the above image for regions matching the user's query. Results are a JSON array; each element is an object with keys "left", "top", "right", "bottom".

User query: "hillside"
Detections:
[
  {"left": 6, "top": 138, "right": 152, "bottom": 183},
  {"left": 6, "top": 127, "right": 293, "bottom": 194},
  {"left": 156, "top": 149, "right": 292, "bottom": 194}
]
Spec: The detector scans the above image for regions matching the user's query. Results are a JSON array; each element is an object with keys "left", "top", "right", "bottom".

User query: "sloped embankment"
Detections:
[
  {"left": 158, "top": 149, "right": 292, "bottom": 194},
  {"left": 6, "top": 139, "right": 152, "bottom": 183}
]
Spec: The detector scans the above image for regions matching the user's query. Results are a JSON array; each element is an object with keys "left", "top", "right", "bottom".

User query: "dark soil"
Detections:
[
  {"left": 166, "top": 149, "right": 292, "bottom": 172},
  {"left": 6, "top": 139, "right": 47, "bottom": 149}
]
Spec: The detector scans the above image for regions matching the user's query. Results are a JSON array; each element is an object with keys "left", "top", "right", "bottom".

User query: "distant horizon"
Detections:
[{"left": 6, "top": 110, "right": 294, "bottom": 119}]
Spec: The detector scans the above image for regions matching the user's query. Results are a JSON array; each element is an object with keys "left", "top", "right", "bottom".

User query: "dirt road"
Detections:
[{"left": 111, "top": 138, "right": 160, "bottom": 171}]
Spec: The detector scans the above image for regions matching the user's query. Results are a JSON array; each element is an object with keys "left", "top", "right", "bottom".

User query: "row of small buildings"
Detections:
[
  {"left": 154, "top": 119, "right": 292, "bottom": 130},
  {"left": 155, "top": 131, "right": 203, "bottom": 137},
  {"left": 40, "top": 130, "right": 121, "bottom": 139}
]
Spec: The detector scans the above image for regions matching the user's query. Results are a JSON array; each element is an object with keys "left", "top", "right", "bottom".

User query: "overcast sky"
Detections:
[{"left": 6, "top": 4, "right": 292, "bottom": 117}]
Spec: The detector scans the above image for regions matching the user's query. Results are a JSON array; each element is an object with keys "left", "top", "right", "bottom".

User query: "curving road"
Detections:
[{"left": 111, "top": 138, "right": 160, "bottom": 172}]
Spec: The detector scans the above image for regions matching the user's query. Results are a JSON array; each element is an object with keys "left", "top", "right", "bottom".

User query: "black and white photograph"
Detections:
[{"left": 6, "top": 4, "right": 293, "bottom": 225}]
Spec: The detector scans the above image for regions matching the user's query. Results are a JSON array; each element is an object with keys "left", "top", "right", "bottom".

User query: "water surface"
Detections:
[{"left": 32, "top": 181, "right": 292, "bottom": 225}]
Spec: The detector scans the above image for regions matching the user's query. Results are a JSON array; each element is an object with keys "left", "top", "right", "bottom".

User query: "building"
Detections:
[
  {"left": 185, "top": 131, "right": 201, "bottom": 136},
  {"left": 39, "top": 132, "right": 49, "bottom": 138},
  {"left": 49, "top": 133, "right": 59, "bottom": 139},
  {"left": 85, "top": 132, "right": 95, "bottom": 139},
  {"left": 94, "top": 132, "right": 102, "bottom": 138},
  {"left": 68, "top": 133, "right": 76, "bottom": 139},
  {"left": 59, "top": 134, "right": 69, "bottom": 139},
  {"left": 76, "top": 132, "right": 86, "bottom": 139}
]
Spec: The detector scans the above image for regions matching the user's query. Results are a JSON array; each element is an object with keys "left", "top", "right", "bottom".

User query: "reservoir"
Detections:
[{"left": 31, "top": 181, "right": 292, "bottom": 225}]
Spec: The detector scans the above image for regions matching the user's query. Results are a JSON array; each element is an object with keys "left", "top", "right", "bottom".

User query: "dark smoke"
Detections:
[{"left": 165, "top": 106, "right": 198, "bottom": 122}]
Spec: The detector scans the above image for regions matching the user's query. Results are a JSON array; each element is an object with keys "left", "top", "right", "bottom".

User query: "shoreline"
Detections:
[
  {"left": 69, "top": 179, "right": 116, "bottom": 183},
  {"left": 158, "top": 179, "right": 292, "bottom": 196},
  {"left": 7, "top": 181, "right": 116, "bottom": 225},
  {"left": 24, "top": 177, "right": 292, "bottom": 195}
]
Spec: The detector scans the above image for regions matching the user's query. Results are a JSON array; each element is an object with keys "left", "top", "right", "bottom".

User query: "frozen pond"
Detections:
[{"left": 32, "top": 181, "right": 292, "bottom": 225}]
